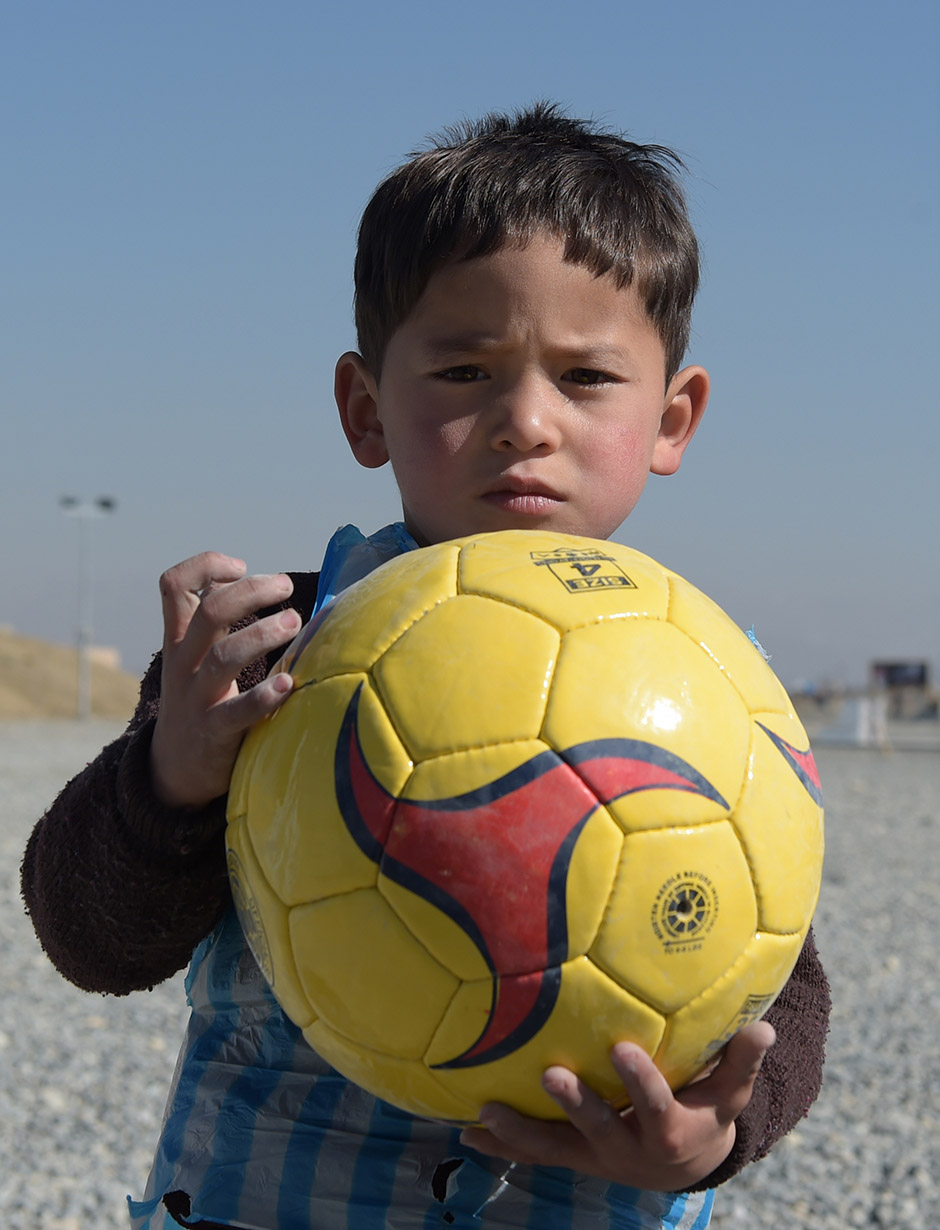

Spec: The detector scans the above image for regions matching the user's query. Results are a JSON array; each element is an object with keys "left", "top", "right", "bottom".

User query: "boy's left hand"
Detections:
[{"left": 459, "top": 1021, "right": 774, "bottom": 1192}]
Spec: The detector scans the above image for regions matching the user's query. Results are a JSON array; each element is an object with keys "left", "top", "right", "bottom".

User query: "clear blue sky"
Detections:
[{"left": 2, "top": 0, "right": 938, "bottom": 688}]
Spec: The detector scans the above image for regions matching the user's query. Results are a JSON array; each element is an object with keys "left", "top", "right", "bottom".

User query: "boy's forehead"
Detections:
[{"left": 401, "top": 239, "right": 657, "bottom": 344}]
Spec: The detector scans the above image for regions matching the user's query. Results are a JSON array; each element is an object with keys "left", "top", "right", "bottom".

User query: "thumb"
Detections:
[{"left": 715, "top": 1021, "right": 776, "bottom": 1118}]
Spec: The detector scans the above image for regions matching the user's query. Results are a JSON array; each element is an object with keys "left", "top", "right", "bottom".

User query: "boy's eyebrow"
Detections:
[
  {"left": 419, "top": 334, "right": 634, "bottom": 365},
  {"left": 419, "top": 332, "right": 502, "bottom": 357}
]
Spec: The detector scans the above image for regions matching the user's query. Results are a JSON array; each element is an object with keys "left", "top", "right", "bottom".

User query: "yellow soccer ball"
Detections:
[{"left": 226, "top": 531, "right": 824, "bottom": 1122}]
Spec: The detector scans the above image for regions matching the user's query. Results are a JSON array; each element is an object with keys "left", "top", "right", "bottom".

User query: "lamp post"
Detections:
[{"left": 59, "top": 495, "right": 116, "bottom": 719}]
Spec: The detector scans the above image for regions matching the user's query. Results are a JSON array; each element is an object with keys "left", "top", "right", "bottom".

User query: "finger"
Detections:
[
  {"left": 609, "top": 1042, "right": 675, "bottom": 1120},
  {"left": 203, "top": 668, "right": 296, "bottom": 740},
  {"left": 730, "top": 1019, "right": 776, "bottom": 1063},
  {"left": 542, "top": 1065, "right": 626, "bottom": 1146},
  {"left": 170, "top": 572, "right": 295, "bottom": 674},
  {"left": 698, "top": 1022, "right": 775, "bottom": 1121},
  {"left": 159, "top": 552, "right": 247, "bottom": 647},
  {"left": 195, "top": 572, "right": 295, "bottom": 635},
  {"left": 458, "top": 1123, "right": 512, "bottom": 1159},
  {"left": 192, "top": 608, "right": 302, "bottom": 699},
  {"left": 460, "top": 1102, "right": 580, "bottom": 1169}
]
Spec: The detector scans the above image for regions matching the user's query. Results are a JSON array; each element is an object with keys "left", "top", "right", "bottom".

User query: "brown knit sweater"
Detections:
[{"left": 20, "top": 568, "right": 830, "bottom": 1201}]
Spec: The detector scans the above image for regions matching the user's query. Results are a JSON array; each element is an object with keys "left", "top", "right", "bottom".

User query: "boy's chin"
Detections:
[{"left": 404, "top": 506, "right": 626, "bottom": 548}]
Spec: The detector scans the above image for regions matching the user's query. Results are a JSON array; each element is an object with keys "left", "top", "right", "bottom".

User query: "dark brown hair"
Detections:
[{"left": 354, "top": 102, "right": 700, "bottom": 380}]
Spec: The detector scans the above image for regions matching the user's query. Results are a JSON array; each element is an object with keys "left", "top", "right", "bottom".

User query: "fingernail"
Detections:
[
  {"left": 542, "top": 1068, "right": 564, "bottom": 1095},
  {"left": 271, "top": 673, "right": 293, "bottom": 694},
  {"left": 611, "top": 1042, "right": 639, "bottom": 1072},
  {"left": 257, "top": 573, "right": 292, "bottom": 593},
  {"left": 279, "top": 610, "right": 301, "bottom": 631}
]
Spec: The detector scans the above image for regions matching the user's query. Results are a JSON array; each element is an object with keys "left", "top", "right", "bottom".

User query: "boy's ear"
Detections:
[
  {"left": 334, "top": 351, "right": 389, "bottom": 469},
  {"left": 650, "top": 365, "right": 710, "bottom": 477}
]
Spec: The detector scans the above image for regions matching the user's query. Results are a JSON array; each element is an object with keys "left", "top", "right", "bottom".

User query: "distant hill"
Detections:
[{"left": 0, "top": 626, "right": 140, "bottom": 719}]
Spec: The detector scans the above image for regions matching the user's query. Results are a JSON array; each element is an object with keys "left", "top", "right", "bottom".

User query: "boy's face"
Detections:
[{"left": 336, "top": 234, "right": 708, "bottom": 546}]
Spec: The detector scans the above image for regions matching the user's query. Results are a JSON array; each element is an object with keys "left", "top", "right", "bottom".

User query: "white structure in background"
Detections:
[
  {"left": 816, "top": 695, "right": 890, "bottom": 750},
  {"left": 59, "top": 495, "right": 116, "bottom": 719},
  {"left": 854, "top": 695, "right": 890, "bottom": 750}
]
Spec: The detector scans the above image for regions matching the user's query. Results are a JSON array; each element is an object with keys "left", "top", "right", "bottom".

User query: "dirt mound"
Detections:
[{"left": 0, "top": 627, "right": 141, "bottom": 720}]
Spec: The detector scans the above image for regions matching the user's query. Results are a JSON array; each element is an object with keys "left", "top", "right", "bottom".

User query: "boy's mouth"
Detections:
[{"left": 481, "top": 477, "right": 564, "bottom": 514}]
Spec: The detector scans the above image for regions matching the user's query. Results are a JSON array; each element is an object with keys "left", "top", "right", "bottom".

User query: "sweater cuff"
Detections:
[{"left": 116, "top": 718, "right": 229, "bottom": 859}]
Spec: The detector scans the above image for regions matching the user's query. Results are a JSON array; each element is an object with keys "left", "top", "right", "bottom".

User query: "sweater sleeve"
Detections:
[
  {"left": 691, "top": 925, "right": 831, "bottom": 1188},
  {"left": 20, "top": 572, "right": 320, "bottom": 995}
]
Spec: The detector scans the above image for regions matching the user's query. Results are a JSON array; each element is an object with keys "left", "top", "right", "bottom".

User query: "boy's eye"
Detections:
[
  {"left": 566, "top": 368, "right": 614, "bottom": 386},
  {"left": 434, "top": 365, "right": 485, "bottom": 382}
]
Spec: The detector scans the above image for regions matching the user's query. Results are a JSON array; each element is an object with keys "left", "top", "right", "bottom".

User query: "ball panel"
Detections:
[
  {"left": 379, "top": 740, "right": 562, "bottom": 982},
  {"left": 239, "top": 675, "right": 412, "bottom": 906},
  {"left": 456, "top": 531, "right": 671, "bottom": 630},
  {"left": 302, "top": 1019, "right": 480, "bottom": 1122},
  {"left": 420, "top": 970, "right": 497, "bottom": 1076},
  {"left": 666, "top": 574, "right": 794, "bottom": 716},
  {"left": 564, "top": 808, "right": 625, "bottom": 958},
  {"left": 379, "top": 878, "right": 492, "bottom": 982},
  {"left": 381, "top": 745, "right": 616, "bottom": 979},
  {"left": 290, "top": 890, "right": 458, "bottom": 1059},
  {"left": 425, "top": 956, "right": 665, "bottom": 1119},
  {"left": 402, "top": 739, "right": 553, "bottom": 801},
  {"left": 281, "top": 542, "right": 461, "bottom": 684},
  {"left": 227, "top": 819, "right": 315, "bottom": 1029},
  {"left": 545, "top": 621, "right": 750, "bottom": 832},
  {"left": 734, "top": 715, "right": 825, "bottom": 933},
  {"left": 655, "top": 929, "right": 806, "bottom": 1089},
  {"left": 592, "top": 823, "right": 756, "bottom": 1014},
  {"left": 373, "top": 596, "right": 558, "bottom": 758}
]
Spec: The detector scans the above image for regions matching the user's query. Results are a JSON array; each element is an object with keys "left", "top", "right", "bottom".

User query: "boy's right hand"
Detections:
[{"left": 150, "top": 552, "right": 302, "bottom": 810}]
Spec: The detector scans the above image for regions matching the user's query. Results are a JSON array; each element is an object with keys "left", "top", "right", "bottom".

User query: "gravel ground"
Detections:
[{"left": 1, "top": 719, "right": 938, "bottom": 1229}]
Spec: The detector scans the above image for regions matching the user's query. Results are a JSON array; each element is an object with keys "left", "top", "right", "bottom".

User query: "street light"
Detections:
[{"left": 59, "top": 495, "right": 117, "bottom": 719}]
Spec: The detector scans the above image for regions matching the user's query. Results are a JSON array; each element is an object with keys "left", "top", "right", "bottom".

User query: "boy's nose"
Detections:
[{"left": 488, "top": 382, "right": 562, "bottom": 454}]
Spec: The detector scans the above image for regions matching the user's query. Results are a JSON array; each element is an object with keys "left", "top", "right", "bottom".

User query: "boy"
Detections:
[{"left": 22, "top": 103, "right": 830, "bottom": 1229}]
